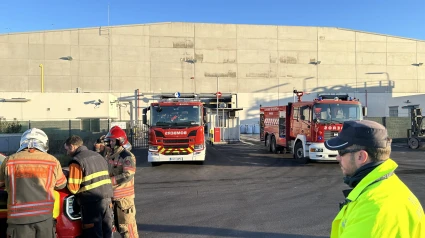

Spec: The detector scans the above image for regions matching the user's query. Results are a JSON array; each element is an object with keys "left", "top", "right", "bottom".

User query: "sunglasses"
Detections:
[{"left": 338, "top": 149, "right": 360, "bottom": 156}]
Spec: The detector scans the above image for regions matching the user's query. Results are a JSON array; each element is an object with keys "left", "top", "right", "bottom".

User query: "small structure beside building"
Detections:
[{"left": 207, "top": 107, "right": 243, "bottom": 144}]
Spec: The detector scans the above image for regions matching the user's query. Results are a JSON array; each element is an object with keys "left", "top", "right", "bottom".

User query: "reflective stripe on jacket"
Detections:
[
  {"left": 69, "top": 146, "right": 113, "bottom": 204},
  {"left": 107, "top": 147, "right": 136, "bottom": 200},
  {"left": 331, "top": 159, "right": 425, "bottom": 238},
  {"left": 0, "top": 149, "right": 67, "bottom": 224}
]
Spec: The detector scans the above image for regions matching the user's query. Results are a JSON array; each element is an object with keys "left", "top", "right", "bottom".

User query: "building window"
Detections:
[
  {"left": 81, "top": 118, "right": 100, "bottom": 132},
  {"left": 389, "top": 106, "right": 398, "bottom": 117},
  {"left": 293, "top": 108, "right": 299, "bottom": 119}
]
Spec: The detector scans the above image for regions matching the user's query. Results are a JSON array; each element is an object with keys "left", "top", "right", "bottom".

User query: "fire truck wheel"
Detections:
[
  {"left": 266, "top": 134, "right": 272, "bottom": 152},
  {"left": 294, "top": 142, "right": 309, "bottom": 164},
  {"left": 271, "top": 136, "right": 277, "bottom": 154}
]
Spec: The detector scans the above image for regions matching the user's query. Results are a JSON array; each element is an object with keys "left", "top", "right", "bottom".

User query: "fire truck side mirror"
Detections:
[
  {"left": 203, "top": 115, "right": 207, "bottom": 124},
  {"left": 362, "top": 106, "right": 368, "bottom": 117},
  {"left": 142, "top": 108, "right": 148, "bottom": 125},
  {"left": 142, "top": 114, "right": 147, "bottom": 125}
]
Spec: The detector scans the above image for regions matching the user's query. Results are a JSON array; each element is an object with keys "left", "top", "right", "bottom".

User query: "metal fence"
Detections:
[
  {"left": 129, "top": 121, "right": 149, "bottom": 149},
  {"left": 0, "top": 119, "right": 150, "bottom": 154}
]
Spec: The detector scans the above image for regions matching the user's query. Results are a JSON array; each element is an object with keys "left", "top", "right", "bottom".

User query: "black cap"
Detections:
[{"left": 324, "top": 120, "right": 390, "bottom": 150}]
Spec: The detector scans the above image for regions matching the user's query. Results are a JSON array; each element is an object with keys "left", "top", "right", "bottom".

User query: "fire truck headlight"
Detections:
[
  {"left": 194, "top": 144, "right": 204, "bottom": 150},
  {"left": 65, "top": 195, "right": 81, "bottom": 221},
  {"left": 149, "top": 145, "right": 159, "bottom": 151}
]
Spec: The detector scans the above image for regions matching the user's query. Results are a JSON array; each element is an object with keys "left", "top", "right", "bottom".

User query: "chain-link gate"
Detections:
[{"left": 130, "top": 121, "right": 149, "bottom": 148}]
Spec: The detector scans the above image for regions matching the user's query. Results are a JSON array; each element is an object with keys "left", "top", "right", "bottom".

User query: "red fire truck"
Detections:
[
  {"left": 143, "top": 93, "right": 206, "bottom": 166},
  {"left": 260, "top": 90, "right": 364, "bottom": 163}
]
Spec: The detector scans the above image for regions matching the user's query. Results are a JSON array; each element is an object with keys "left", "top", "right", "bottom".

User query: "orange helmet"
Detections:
[{"left": 105, "top": 126, "right": 128, "bottom": 146}]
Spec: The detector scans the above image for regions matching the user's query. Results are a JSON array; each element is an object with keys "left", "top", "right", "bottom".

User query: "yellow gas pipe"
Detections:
[{"left": 39, "top": 64, "right": 44, "bottom": 93}]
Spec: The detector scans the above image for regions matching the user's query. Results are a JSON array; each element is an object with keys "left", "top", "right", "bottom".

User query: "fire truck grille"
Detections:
[
  {"left": 324, "top": 131, "right": 339, "bottom": 141},
  {"left": 159, "top": 145, "right": 194, "bottom": 155},
  {"left": 164, "top": 139, "right": 190, "bottom": 143},
  {"left": 163, "top": 144, "right": 189, "bottom": 149},
  {"left": 164, "top": 150, "right": 189, "bottom": 155}
]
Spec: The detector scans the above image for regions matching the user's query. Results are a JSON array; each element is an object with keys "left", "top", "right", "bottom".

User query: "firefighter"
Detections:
[
  {"left": 170, "top": 112, "right": 178, "bottom": 122},
  {"left": 93, "top": 135, "right": 106, "bottom": 153},
  {"left": 0, "top": 128, "right": 67, "bottom": 238},
  {"left": 313, "top": 108, "right": 322, "bottom": 121},
  {"left": 64, "top": 135, "right": 114, "bottom": 238},
  {"left": 104, "top": 126, "right": 139, "bottom": 238},
  {"left": 326, "top": 107, "right": 332, "bottom": 117},
  {"left": 93, "top": 135, "right": 110, "bottom": 157}
]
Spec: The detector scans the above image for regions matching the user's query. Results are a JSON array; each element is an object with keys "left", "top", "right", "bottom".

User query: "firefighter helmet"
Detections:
[
  {"left": 105, "top": 126, "right": 128, "bottom": 146},
  {"left": 18, "top": 128, "right": 49, "bottom": 153}
]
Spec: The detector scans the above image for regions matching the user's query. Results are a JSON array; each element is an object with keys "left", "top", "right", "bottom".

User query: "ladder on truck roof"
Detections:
[
  {"left": 152, "top": 93, "right": 201, "bottom": 103},
  {"left": 316, "top": 92, "right": 349, "bottom": 100},
  {"left": 153, "top": 93, "right": 233, "bottom": 99},
  {"left": 154, "top": 93, "right": 197, "bottom": 99}
]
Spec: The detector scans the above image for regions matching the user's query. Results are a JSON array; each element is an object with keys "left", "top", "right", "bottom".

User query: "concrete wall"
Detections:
[
  {"left": 0, "top": 92, "right": 118, "bottom": 120},
  {"left": 1, "top": 22, "right": 425, "bottom": 122}
]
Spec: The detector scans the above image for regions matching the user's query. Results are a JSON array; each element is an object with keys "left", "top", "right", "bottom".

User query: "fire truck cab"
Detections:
[
  {"left": 143, "top": 93, "right": 206, "bottom": 166},
  {"left": 260, "top": 90, "right": 364, "bottom": 163}
]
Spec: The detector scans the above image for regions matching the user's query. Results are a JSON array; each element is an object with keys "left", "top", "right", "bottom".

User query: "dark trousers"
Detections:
[
  {"left": 80, "top": 198, "right": 113, "bottom": 238},
  {"left": 6, "top": 218, "right": 55, "bottom": 238}
]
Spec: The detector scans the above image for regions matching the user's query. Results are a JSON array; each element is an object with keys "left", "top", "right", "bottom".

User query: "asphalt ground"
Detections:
[{"left": 130, "top": 135, "right": 425, "bottom": 238}]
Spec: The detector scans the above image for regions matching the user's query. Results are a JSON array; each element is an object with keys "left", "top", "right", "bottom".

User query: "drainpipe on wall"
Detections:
[
  {"left": 365, "top": 89, "right": 368, "bottom": 107},
  {"left": 39, "top": 64, "right": 44, "bottom": 93}
]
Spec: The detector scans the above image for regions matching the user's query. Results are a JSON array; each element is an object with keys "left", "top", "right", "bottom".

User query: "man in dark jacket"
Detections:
[{"left": 64, "top": 135, "right": 114, "bottom": 238}]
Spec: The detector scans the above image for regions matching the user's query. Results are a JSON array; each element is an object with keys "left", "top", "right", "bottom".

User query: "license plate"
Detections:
[{"left": 169, "top": 157, "right": 183, "bottom": 161}]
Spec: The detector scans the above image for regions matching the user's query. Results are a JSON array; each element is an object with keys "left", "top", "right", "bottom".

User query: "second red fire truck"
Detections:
[{"left": 260, "top": 90, "right": 365, "bottom": 163}]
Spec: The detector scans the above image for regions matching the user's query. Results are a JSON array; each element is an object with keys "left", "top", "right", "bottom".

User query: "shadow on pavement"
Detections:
[
  {"left": 130, "top": 142, "right": 336, "bottom": 168},
  {"left": 139, "top": 223, "right": 328, "bottom": 238}
]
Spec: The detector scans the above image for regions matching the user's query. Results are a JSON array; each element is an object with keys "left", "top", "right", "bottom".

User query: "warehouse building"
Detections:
[{"left": 1, "top": 22, "right": 425, "bottom": 124}]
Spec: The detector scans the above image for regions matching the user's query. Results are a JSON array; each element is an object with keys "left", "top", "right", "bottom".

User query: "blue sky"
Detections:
[{"left": 1, "top": 0, "right": 424, "bottom": 40}]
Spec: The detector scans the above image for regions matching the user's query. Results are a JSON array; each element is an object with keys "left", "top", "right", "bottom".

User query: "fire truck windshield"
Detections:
[
  {"left": 151, "top": 105, "right": 201, "bottom": 127},
  {"left": 313, "top": 103, "right": 363, "bottom": 123}
]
